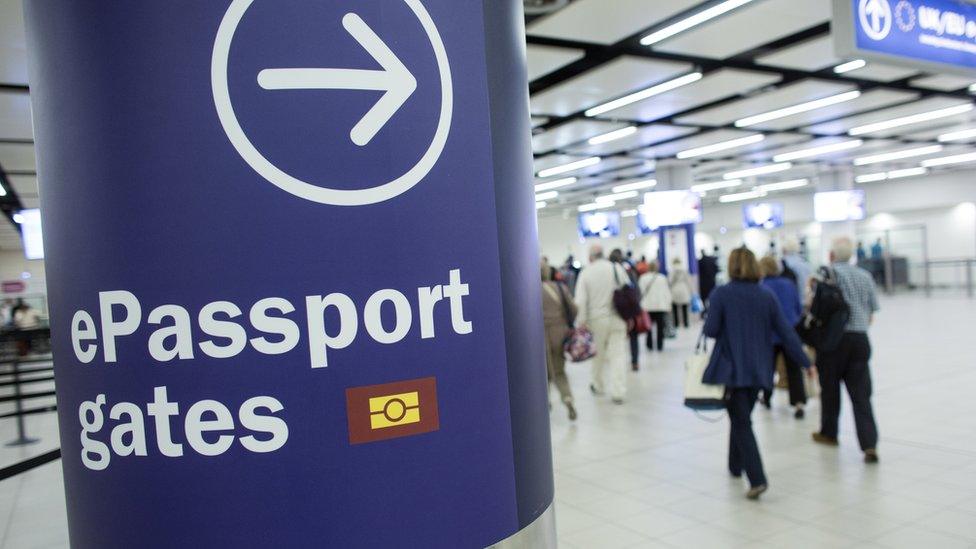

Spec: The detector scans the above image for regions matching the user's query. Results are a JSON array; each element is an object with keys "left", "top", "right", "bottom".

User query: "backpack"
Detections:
[
  {"left": 612, "top": 264, "right": 642, "bottom": 320},
  {"left": 797, "top": 267, "right": 849, "bottom": 352}
]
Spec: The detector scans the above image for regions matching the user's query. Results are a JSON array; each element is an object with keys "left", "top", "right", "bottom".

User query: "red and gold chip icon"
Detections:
[{"left": 345, "top": 377, "right": 440, "bottom": 445}]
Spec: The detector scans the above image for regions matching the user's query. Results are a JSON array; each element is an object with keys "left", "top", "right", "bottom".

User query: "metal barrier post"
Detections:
[{"left": 5, "top": 360, "right": 39, "bottom": 447}]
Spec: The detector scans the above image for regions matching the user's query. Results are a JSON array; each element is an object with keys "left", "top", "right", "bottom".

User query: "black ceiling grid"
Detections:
[{"left": 524, "top": 4, "right": 976, "bottom": 186}]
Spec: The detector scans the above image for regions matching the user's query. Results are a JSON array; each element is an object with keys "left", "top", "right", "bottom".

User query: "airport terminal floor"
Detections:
[{"left": 2, "top": 294, "right": 976, "bottom": 549}]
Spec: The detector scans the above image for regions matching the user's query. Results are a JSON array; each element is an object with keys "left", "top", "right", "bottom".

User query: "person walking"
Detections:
[
  {"left": 610, "top": 249, "right": 641, "bottom": 372},
  {"left": 759, "top": 256, "right": 807, "bottom": 418},
  {"left": 781, "top": 237, "right": 812, "bottom": 300},
  {"left": 575, "top": 245, "right": 629, "bottom": 405},
  {"left": 541, "top": 263, "right": 578, "bottom": 421},
  {"left": 669, "top": 259, "right": 693, "bottom": 328},
  {"left": 813, "top": 237, "right": 882, "bottom": 464},
  {"left": 698, "top": 248, "right": 719, "bottom": 314},
  {"left": 703, "top": 247, "right": 812, "bottom": 499},
  {"left": 638, "top": 260, "right": 672, "bottom": 352}
]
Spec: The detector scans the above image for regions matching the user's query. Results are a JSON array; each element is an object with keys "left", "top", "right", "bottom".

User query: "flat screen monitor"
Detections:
[
  {"left": 641, "top": 190, "right": 702, "bottom": 228},
  {"left": 743, "top": 202, "right": 784, "bottom": 229},
  {"left": 18, "top": 209, "right": 44, "bottom": 260},
  {"left": 814, "top": 190, "right": 866, "bottom": 223},
  {"left": 578, "top": 211, "right": 621, "bottom": 239},
  {"left": 635, "top": 211, "right": 657, "bottom": 235}
]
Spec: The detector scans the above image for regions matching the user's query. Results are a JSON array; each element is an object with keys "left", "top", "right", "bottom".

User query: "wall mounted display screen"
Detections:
[
  {"left": 635, "top": 211, "right": 657, "bottom": 235},
  {"left": 814, "top": 190, "right": 867, "bottom": 222},
  {"left": 18, "top": 209, "right": 44, "bottom": 260},
  {"left": 641, "top": 190, "right": 702, "bottom": 228},
  {"left": 578, "top": 211, "right": 621, "bottom": 238},
  {"left": 743, "top": 202, "right": 784, "bottom": 229}
]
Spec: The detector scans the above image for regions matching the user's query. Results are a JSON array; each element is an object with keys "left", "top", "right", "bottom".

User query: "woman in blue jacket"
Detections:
[
  {"left": 759, "top": 255, "right": 808, "bottom": 418},
  {"left": 703, "top": 247, "right": 811, "bottom": 500}
]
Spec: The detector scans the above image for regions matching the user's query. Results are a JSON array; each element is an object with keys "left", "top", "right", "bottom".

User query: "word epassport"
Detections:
[
  {"left": 80, "top": 386, "right": 287, "bottom": 471},
  {"left": 69, "top": 269, "right": 473, "bottom": 368}
]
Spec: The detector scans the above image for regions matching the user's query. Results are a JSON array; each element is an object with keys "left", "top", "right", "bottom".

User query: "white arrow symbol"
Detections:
[
  {"left": 257, "top": 13, "right": 417, "bottom": 147},
  {"left": 864, "top": 0, "right": 886, "bottom": 32}
]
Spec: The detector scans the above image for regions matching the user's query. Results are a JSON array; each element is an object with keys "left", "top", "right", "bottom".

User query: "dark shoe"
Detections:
[
  {"left": 794, "top": 407, "right": 805, "bottom": 419},
  {"left": 864, "top": 449, "right": 879, "bottom": 464},
  {"left": 812, "top": 432, "right": 839, "bottom": 446},
  {"left": 567, "top": 403, "right": 577, "bottom": 421},
  {"left": 631, "top": 362, "right": 639, "bottom": 372},
  {"left": 611, "top": 398, "right": 624, "bottom": 405},
  {"left": 589, "top": 384, "right": 603, "bottom": 396},
  {"left": 746, "top": 485, "right": 768, "bottom": 500}
]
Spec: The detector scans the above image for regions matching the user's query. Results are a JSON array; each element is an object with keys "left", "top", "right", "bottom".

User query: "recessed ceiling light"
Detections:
[
  {"left": 833, "top": 59, "right": 866, "bottom": 74},
  {"left": 612, "top": 179, "right": 657, "bottom": 193},
  {"left": 535, "top": 191, "right": 559, "bottom": 201},
  {"left": 735, "top": 91, "right": 861, "bottom": 128},
  {"left": 853, "top": 145, "right": 943, "bottom": 166},
  {"left": 587, "top": 126, "right": 638, "bottom": 145},
  {"left": 596, "top": 190, "right": 639, "bottom": 203},
  {"left": 676, "top": 134, "right": 765, "bottom": 159},
  {"left": 772, "top": 139, "right": 864, "bottom": 162},
  {"left": 921, "top": 151, "right": 976, "bottom": 167},
  {"left": 578, "top": 202, "right": 615, "bottom": 212},
  {"left": 849, "top": 103, "right": 974, "bottom": 136},
  {"left": 640, "top": 0, "right": 757, "bottom": 46},
  {"left": 584, "top": 72, "right": 703, "bottom": 117},
  {"left": 756, "top": 179, "right": 809, "bottom": 192},
  {"left": 938, "top": 127, "right": 976, "bottom": 142},
  {"left": 723, "top": 163, "right": 792, "bottom": 180},
  {"left": 690, "top": 179, "right": 743, "bottom": 193},
  {"left": 536, "top": 157, "right": 601, "bottom": 178},
  {"left": 534, "top": 177, "right": 578, "bottom": 192},
  {"left": 719, "top": 190, "right": 767, "bottom": 203}
]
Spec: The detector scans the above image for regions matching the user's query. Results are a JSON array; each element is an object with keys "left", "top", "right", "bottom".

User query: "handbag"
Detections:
[
  {"left": 683, "top": 333, "right": 726, "bottom": 411},
  {"left": 631, "top": 310, "right": 651, "bottom": 335},
  {"left": 690, "top": 294, "right": 704, "bottom": 314},
  {"left": 564, "top": 327, "right": 597, "bottom": 363},
  {"left": 611, "top": 265, "right": 642, "bottom": 320}
]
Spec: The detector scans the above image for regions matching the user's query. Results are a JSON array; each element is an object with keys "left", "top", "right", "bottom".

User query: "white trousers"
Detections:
[{"left": 589, "top": 315, "right": 628, "bottom": 400}]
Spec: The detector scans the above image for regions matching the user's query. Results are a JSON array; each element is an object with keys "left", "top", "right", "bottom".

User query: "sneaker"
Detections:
[
  {"left": 864, "top": 449, "right": 879, "bottom": 464},
  {"left": 567, "top": 403, "right": 578, "bottom": 421},
  {"left": 812, "top": 432, "right": 839, "bottom": 446},
  {"left": 746, "top": 485, "right": 768, "bottom": 500},
  {"left": 611, "top": 398, "right": 624, "bottom": 405},
  {"left": 794, "top": 407, "right": 805, "bottom": 420}
]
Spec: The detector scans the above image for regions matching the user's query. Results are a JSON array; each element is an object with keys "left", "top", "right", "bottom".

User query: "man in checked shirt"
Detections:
[{"left": 812, "top": 236, "right": 882, "bottom": 464}]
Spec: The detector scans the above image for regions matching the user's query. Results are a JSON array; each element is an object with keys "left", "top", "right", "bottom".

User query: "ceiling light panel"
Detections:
[
  {"left": 852, "top": 145, "right": 944, "bottom": 166},
  {"left": 585, "top": 72, "right": 703, "bottom": 117},
  {"left": 527, "top": 0, "right": 702, "bottom": 45},
  {"left": 751, "top": 89, "right": 919, "bottom": 131},
  {"left": 921, "top": 151, "right": 976, "bottom": 167},
  {"left": 596, "top": 68, "right": 781, "bottom": 122},
  {"left": 526, "top": 45, "right": 585, "bottom": 82},
  {"left": 677, "top": 80, "right": 856, "bottom": 127},
  {"left": 628, "top": 129, "right": 758, "bottom": 160},
  {"left": 653, "top": 0, "right": 831, "bottom": 59},
  {"left": 849, "top": 103, "right": 974, "bottom": 136},
  {"left": 723, "top": 162, "right": 792, "bottom": 179},
  {"left": 676, "top": 134, "right": 765, "bottom": 159},
  {"left": 530, "top": 56, "right": 692, "bottom": 117},
  {"left": 756, "top": 178, "right": 809, "bottom": 192},
  {"left": 804, "top": 97, "right": 971, "bottom": 137},
  {"left": 736, "top": 90, "right": 862, "bottom": 128},
  {"left": 755, "top": 35, "right": 841, "bottom": 72},
  {"left": 566, "top": 125, "right": 698, "bottom": 156},
  {"left": 838, "top": 62, "right": 920, "bottom": 82},
  {"left": 909, "top": 74, "right": 976, "bottom": 92},
  {"left": 532, "top": 120, "right": 628, "bottom": 154},
  {"left": 534, "top": 177, "right": 578, "bottom": 192},
  {"left": 640, "top": 0, "right": 758, "bottom": 46},
  {"left": 772, "top": 139, "right": 864, "bottom": 162},
  {"left": 833, "top": 60, "right": 866, "bottom": 74},
  {"left": 691, "top": 179, "right": 743, "bottom": 193},
  {"left": 938, "top": 128, "right": 976, "bottom": 142},
  {"left": 533, "top": 156, "right": 639, "bottom": 179},
  {"left": 612, "top": 179, "right": 658, "bottom": 193}
]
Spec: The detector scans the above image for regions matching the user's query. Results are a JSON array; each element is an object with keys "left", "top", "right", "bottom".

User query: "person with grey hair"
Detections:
[
  {"left": 812, "top": 236, "right": 882, "bottom": 464},
  {"left": 574, "top": 244, "right": 630, "bottom": 404},
  {"left": 781, "top": 236, "right": 812, "bottom": 299}
]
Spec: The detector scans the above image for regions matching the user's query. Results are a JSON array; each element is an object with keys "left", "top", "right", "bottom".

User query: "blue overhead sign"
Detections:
[
  {"left": 835, "top": 0, "right": 976, "bottom": 75},
  {"left": 23, "top": 1, "right": 553, "bottom": 547}
]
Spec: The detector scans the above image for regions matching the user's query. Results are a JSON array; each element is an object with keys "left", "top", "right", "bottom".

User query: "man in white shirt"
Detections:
[{"left": 574, "top": 245, "right": 629, "bottom": 404}]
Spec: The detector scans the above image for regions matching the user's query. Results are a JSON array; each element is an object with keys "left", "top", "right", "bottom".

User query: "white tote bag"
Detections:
[{"left": 683, "top": 334, "right": 727, "bottom": 411}]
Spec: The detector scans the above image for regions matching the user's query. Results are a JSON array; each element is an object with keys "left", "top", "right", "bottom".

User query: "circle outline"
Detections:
[
  {"left": 382, "top": 398, "right": 408, "bottom": 423},
  {"left": 859, "top": 0, "right": 893, "bottom": 41},
  {"left": 212, "top": 0, "right": 453, "bottom": 206}
]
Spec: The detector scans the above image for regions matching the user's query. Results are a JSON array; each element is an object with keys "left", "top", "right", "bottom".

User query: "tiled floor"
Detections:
[{"left": 1, "top": 294, "right": 975, "bottom": 548}]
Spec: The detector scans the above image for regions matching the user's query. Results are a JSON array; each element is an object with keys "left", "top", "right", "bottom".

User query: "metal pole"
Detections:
[{"left": 5, "top": 359, "right": 39, "bottom": 447}]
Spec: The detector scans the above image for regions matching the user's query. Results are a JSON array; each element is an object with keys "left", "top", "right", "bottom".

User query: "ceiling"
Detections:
[{"left": 2, "top": 0, "right": 976, "bottom": 249}]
